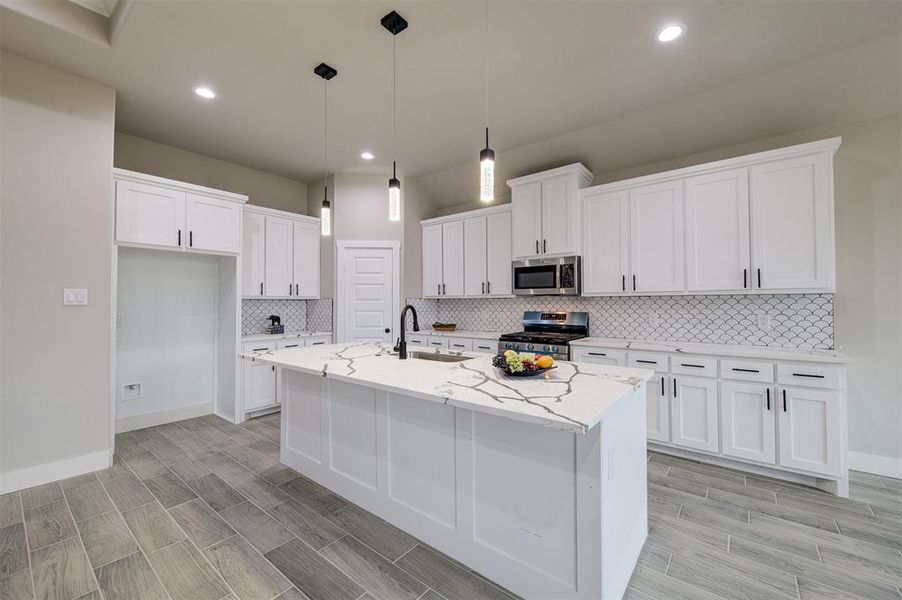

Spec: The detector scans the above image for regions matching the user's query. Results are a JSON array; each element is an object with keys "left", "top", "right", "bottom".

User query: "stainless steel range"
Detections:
[{"left": 497, "top": 311, "right": 589, "bottom": 361}]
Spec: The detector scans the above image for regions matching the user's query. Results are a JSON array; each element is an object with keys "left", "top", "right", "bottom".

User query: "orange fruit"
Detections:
[{"left": 536, "top": 355, "right": 554, "bottom": 369}]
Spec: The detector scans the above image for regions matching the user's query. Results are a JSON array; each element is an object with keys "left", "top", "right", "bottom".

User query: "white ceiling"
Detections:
[{"left": 1, "top": 1, "right": 900, "bottom": 197}]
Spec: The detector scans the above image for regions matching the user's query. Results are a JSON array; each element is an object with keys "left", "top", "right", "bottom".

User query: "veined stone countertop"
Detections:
[
  {"left": 406, "top": 329, "right": 506, "bottom": 340},
  {"left": 246, "top": 342, "right": 653, "bottom": 433},
  {"left": 570, "top": 337, "right": 849, "bottom": 364},
  {"left": 242, "top": 331, "right": 332, "bottom": 343}
]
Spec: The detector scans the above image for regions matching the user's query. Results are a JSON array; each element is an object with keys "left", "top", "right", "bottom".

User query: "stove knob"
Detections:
[
  {"left": 550, "top": 345, "right": 558, "bottom": 354},
  {"left": 527, "top": 344, "right": 534, "bottom": 351}
]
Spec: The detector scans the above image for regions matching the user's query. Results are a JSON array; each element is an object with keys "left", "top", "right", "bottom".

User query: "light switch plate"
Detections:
[{"left": 63, "top": 289, "right": 88, "bottom": 306}]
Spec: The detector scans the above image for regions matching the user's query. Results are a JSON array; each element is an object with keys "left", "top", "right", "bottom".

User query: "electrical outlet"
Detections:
[
  {"left": 756, "top": 313, "right": 771, "bottom": 331},
  {"left": 648, "top": 311, "right": 659, "bottom": 328},
  {"left": 121, "top": 382, "right": 143, "bottom": 401}
]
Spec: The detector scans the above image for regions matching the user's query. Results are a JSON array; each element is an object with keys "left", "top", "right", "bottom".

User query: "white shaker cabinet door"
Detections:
[
  {"left": 670, "top": 375, "right": 718, "bottom": 453},
  {"left": 441, "top": 220, "right": 465, "bottom": 296},
  {"left": 265, "top": 216, "right": 294, "bottom": 297},
  {"left": 293, "top": 220, "right": 320, "bottom": 298},
  {"left": 777, "top": 387, "right": 841, "bottom": 476},
  {"left": 463, "top": 216, "right": 488, "bottom": 296},
  {"left": 570, "top": 347, "right": 626, "bottom": 366},
  {"left": 511, "top": 181, "right": 543, "bottom": 258},
  {"left": 646, "top": 374, "right": 671, "bottom": 443},
  {"left": 115, "top": 180, "right": 185, "bottom": 248},
  {"left": 685, "top": 168, "right": 751, "bottom": 291},
  {"left": 185, "top": 193, "right": 241, "bottom": 253},
  {"left": 422, "top": 224, "right": 444, "bottom": 298},
  {"left": 243, "top": 359, "right": 277, "bottom": 411},
  {"left": 582, "top": 191, "right": 630, "bottom": 294},
  {"left": 750, "top": 153, "right": 835, "bottom": 291},
  {"left": 486, "top": 211, "right": 512, "bottom": 296},
  {"left": 721, "top": 381, "right": 776, "bottom": 464},
  {"left": 242, "top": 211, "right": 266, "bottom": 297},
  {"left": 629, "top": 181, "right": 685, "bottom": 293},
  {"left": 541, "top": 174, "right": 577, "bottom": 256}
]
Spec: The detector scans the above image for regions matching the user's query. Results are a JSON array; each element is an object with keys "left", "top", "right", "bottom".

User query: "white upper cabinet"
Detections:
[
  {"left": 629, "top": 181, "right": 684, "bottom": 293},
  {"left": 509, "top": 164, "right": 593, "bottom": 259},
  {"left": 486, "top": 210, "right": 512, "bottom": 296},
  {"left": 511, "top": 181, "right": 543, "bottom": 258},
  {"left": 422, "top": 223, "right": 444, "bottom": 298},
  {"left": 579, "top": 138, "right": 840, "bottom": 296},
  {"left": 186, "top": 193, "right": 241, "bottom": 253},
  {"left": 265, "top": 216, "right": 293, "bottom": 298},
  {"left": 582, "top": 191, "right": 629, "bottom": 294},
  {"left": 114, "top": 170, "right": 246, "bottom": 255},
  {"left": 293, "top": 220, "right": 320, "bottom": 298},
  {"left": 685, "top": 168, "right": 750, "bottom": 291},
  {"left": 750, "top": 153, "right": 835, "bottom": 291},
  {"left": 464, "top": 217, "right": 488, "bottom": 296},
  {"left": 115, "top": 180, "right": 186, "bottom": 248},
  {"left": 242, "top": 211, "right": 266, "bottom": 297},
  {"left": 441, "top": 220, "right": 465, "bottom": 296}
]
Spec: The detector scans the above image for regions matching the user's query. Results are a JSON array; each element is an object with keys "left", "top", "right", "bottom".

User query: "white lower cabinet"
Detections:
[
  {"left": 646, "top": 374, "right": 670, "bottom": 443},
  {"left": 777, "top": 386, "right": 841, "bottom": 476},
  {"left": 571, "top": 347, "right": 626, "bottom": 366},
  {"left": 721, "top": 381, "right": 776, "bottom": 464},
  {"left": 671, "top": 375, "right": 719, "bottom": 453},
  {"left": 471, "top": 339, "right": 497, "bottom": 354},
  {"left": 427, "top": 336, "right": 449, "bottom": 349},
  {"left": 242, "top": 343, "right": 277, "bottom": 412},
  {"left": 447, "top": 338, "right": 473, "bottom": 352}
]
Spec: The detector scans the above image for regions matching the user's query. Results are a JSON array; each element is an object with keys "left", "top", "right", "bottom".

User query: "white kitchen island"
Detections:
[{"left": 248, "top": 343, "right": 653, "bottom": 600}]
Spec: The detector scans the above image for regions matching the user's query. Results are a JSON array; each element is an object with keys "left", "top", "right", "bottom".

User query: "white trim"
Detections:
[
  {"left": 582, "top": 137, "right": 842, "bottom": 196},
  {"left": 848, "top": 451, "right": 902, "bottom": 479},
  {"left": 113, "top": 168, "right": 248, "bottom": 204},
  {"left": 335, "top": 241, "right": 401, "bottom": 344},
  {"left": 0, "top": 449, "right": 112, "bottom": 494},
  {"left": 243, "top": 203, "right": 320, "bottom": 225},
  {"left": 116, "top": 402, "right": 213, "bottom": 433},
  {"left": 506, "top": 162, "right": 594, "bottom": 187},
  {"left": 421, "top": 203, "right": 511, "bottom": 227}
]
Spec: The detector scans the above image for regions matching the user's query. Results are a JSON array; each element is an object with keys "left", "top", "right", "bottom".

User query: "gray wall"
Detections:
[
  {"left": 115, "top": 132, "right": 308, "bottom": 214},
  {"left": 0, "top": 51, "right": 116, "bottom": 484}
]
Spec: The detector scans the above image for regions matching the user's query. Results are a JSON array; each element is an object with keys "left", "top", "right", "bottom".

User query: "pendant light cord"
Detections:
[
  {"left": 484, "top": 0, "right": 489, "bottom": 136},
  {"left": 393, "top": 33, "right": 397, "bottom": 178},
  {"left": 324, "top": 79, "right": 328, "bottom": 190}
]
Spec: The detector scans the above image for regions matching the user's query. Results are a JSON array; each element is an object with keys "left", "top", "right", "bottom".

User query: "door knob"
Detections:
[{"left": 384, "top": 328, "right": 390, "bottom": 333}]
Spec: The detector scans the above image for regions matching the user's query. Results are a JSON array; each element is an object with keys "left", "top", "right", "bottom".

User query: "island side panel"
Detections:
[{"left": 279, "top": 368, "right": 646, "bottom": 599}]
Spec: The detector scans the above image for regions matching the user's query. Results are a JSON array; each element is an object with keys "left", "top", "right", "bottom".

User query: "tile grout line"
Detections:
[
  {"left": 17, "top": 491, "right": 37, "bottom": 600},
  {"left": 58, "top": 482, "right": 105, "bottom": 600}
]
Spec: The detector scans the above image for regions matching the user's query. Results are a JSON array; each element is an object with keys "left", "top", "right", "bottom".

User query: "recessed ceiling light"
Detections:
[
  {"left": 360, "top": 151, "right": 375, "bottom": 160},
  {"left": 656, "top": 24, "right": 684, "bottom": 43},
  {"left": 194, "top": 86, "right": 216, "bottom": 99}
]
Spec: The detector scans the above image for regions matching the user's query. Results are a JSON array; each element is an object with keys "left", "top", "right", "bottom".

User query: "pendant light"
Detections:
[
  {"left": 382, "top": 10, "right": 407, "bottom": 222},
  {"left": 314, "top": 63, "right": 337, "bottom": 236},
  {"left": 479, "top": 0, "right": 494, "bottom": 202}
]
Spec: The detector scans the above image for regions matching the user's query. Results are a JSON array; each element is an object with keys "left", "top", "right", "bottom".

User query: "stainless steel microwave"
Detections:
[{"left": 511, "top": 256, "right": 581, "bottom": 296}]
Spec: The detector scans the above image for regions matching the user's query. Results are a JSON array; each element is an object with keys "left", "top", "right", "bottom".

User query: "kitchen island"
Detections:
[{"left": 248, "top": 343, "right": 653, "bottom": 599}]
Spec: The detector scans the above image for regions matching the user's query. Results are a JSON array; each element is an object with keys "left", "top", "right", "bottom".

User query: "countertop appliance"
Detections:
[
  {"left": 498, "top": 311, "right": 589, "bottom": 361},
  {"left": 511, "top": 255, "right": 581, "bottom": 296}
]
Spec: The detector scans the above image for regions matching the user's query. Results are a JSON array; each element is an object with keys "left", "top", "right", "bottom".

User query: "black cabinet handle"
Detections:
[
  {"left": 636, "top": 359, "right": 656, "bottom": 364},
  {"left": 442, "top": 283, "right": 446, "bottom": 295},
  {"left": 536, "top": 240, "right": 539, "bottom": 254},
  {"left": 252, "top": 347, "right": 268, "bottom": 352},
  {"left": 437, "top": 283, "right": 440, "bottom": 296},
  {"left": 543, "top": 239, "right": 547, "bottom": 253},
  {"left": 189, "top": 231, "right": 193, "bottom": 247},
  {"left": 260, "top": 282, "right": 264, "bottom": 296},
  {"left": 289, "top": 284, "right": 293, "bottom": 296},
  {"left": 487, "top": 281, "right": 491, "bottom": 294},
  {"left": 757, "top": 268, "right": 761, "bottom": 287},
  {"left": 766, "top": 388, "right": 771, "bottom": 411},
  {"left": 782, "top": 389, "right": 787, "bottom": 412},
  {"left": 177, "top": 229, "right": 182, "bottom": 246},
  {"left": 792, "top": 373, "right": 825, "bottom": 379},
  {"left": 633, "top": 274, "right": 637, "bottom": 291},
  {"left": 732, "top": 367, "right": 759, "bottom": 373},
  {"left": 588, "top": 352, "right": 607, "bottom": 357},
  {"left": 482, "top": 282, "right": 485, "bottom": 294},
  {"left": 312, "top": 341, "right": 325, "bottom": 345},
  {"left": 272, "top": 365, "right": 275, "bottom": 371},
  {"left": 295, "top": 284, "right": 299, "bottom": 296},
  {"left": 743, "top": 268, "right": 747, "bottom": 289},
  {"left": 660, "top": 376, "right": 664, "bottom": 396},
  {"left": 673, "top": 378, "right": 677, "bottom": 397},
  {"left": 680, "top": 363, "right": 705, "bottom": 368},
  {"left": 622, "top": 275, "right": 625, "bottom": 292},
  {"left": 284, "top": 344, "right": 299, "bottom": 348}
]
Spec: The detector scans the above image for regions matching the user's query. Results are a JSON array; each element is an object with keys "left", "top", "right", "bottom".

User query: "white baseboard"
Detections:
[
  {"left": 0, "top": 448, "right": 112, "bottom": 494},
  {"left": 116, "top": 402, "right": 212, "bottom": 433},
  {"left": 848, "top": 451, "right": 902, "bottom": 479}
]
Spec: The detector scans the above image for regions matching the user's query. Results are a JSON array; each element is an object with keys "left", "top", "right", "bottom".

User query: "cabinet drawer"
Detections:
[
  {"left": 572, "top": 348, "right": 627, "bottom": 366},
  {"left": 277, "top": 340, "right": 303, "bottom": 349},
  {"left": 628, "top": 352, "right": 669, "bottom": 373},
  {"left": 670, "top": 355, "right": 717, "bottom": 378},
  {"left": 471, "top": 339, "right": 498, "bottom": 354},
  {"left": 427, "top": 336, "right": 449, "bottom": 349},
  {"left": 777, "top": 363, "right": 842, "bottom": 390},
  {"left": 720, "top": 358, "right": 775, "bottom": 383},
  {"left": 447, "top": 338, "right": 473, "bottom": 352},
  {"left": 306, "top": 335, "right": 331, "bottom": 347},
  {"left": 406, "top": 334, "right": 428, "bottom": 347},
  {"left": 242, "top": 342, "right": 273, "bottom": 353}
]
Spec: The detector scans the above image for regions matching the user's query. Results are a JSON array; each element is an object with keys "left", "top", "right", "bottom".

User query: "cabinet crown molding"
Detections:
[
  {"left": 506, "top": 162, "right": 594, "bottom": 188},
  {"left": 421, "top": 203, "right": 511, "bottom": 227},
  {"left": 581, "top": 137, "right": 841, "bottom": 197},
  {"left": 244, "top": 203, "right": 320, "bottom": 224},
  {"left": 113, "top": 168, "right": 248, "bottom": 204}
]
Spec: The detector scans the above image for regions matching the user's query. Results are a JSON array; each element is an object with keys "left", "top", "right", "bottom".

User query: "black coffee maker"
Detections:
[{"left": 266, "top": 315, "right": 284, "bottom": 335}]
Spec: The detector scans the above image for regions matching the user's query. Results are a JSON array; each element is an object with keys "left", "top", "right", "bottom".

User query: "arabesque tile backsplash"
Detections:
[
  {"left": 406, "top": 294, "right": 834, "bottom": 349},
  {"left": 242, "top": 299, "right": 333, "bottom": 335}
]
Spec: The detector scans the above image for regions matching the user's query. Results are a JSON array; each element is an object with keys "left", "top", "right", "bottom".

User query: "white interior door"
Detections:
[
  {"left": 242, "top": 212, "right": 265, "bottom": 297},
  {"left": 582, "top": 191, "right": 630, "bottom": 294},
  {"left": 721, "top": 381, "right": 776, "bottom": 464},
  {"left": 486, "top": 211, "right": 512, "bottom": 296},
  {"left": 338, "top": 243, "right": 398, "bottom": 344},
  {"left": 185, "top": 194, "right": 241, "bottom": 253},
  {"left": 464, "top": 217, "right": 488, "bottom": 296}
]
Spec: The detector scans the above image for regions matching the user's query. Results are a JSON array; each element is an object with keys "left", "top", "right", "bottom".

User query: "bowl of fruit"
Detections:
[{"left": 492, "top": 350, "right": 556, "bottom": 377}]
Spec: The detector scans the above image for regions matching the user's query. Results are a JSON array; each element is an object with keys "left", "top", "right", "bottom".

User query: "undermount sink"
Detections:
[{"left": 408, "top": 351, "right": 473, "bottom": 363}]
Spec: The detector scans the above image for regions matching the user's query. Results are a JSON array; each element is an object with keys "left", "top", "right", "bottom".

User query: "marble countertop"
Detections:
[
  {"left": 246, "top": 342, "right": 653, "bottom": 433},
  {"left": 570, "top": 337, "right": 849, "bottom": 364},
  {"left": 242, "top": 331, "right": 332, "bottom": 343},
  {"left": 405, "top": 329, "right": 506, "bottom": 340}
]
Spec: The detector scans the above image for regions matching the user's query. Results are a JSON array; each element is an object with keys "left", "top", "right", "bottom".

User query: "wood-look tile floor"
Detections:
[{"left": 0, "top": 412, "right": 898, "bottom": 600}]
